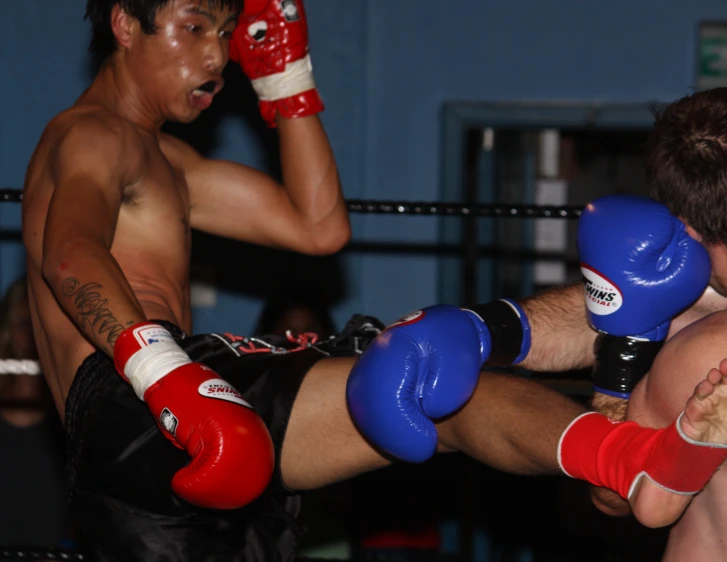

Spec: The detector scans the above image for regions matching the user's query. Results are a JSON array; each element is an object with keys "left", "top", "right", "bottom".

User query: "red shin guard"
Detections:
[{"left": 558, "top": 412, "right": 727, "bottom": 499}]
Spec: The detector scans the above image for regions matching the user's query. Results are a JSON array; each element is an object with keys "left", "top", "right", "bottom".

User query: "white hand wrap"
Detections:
[
  {"left": 250, "top": 54, "right": 316, "bottom": 101},
  {"left": 122, "top": 333, "right": 192, "bottom": 400}
]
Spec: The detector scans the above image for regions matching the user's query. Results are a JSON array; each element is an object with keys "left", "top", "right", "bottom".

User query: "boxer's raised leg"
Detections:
[
  {"left": 283, "top": 354, "right": 727, "bottom": 513},
  {"left": 435, "top": 371, "right": 586, "bottom": 474},
  {"left": 281, "top": 362, "right": 584, "bottom": 491},
  {"left": 281, "top": 356, "right": 390, "bottom": 491}
]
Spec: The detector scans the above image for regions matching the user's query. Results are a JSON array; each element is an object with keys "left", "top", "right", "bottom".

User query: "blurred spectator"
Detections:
[
  {"left": 0, "top": 277, "right": 72, "bottom": 549},
  {"left": 254, "top": 292, "right": 336, "bottom": 338}
]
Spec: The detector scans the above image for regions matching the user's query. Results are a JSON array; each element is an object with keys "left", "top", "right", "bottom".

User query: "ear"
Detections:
[
  {"left": 682, "top": 221, "right": 703, "bottom": 243},
  {"left": 110, "top": 3, "right": 138, "bottom": 51}
]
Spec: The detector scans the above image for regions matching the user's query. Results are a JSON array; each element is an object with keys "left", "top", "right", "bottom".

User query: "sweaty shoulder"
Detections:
[{"left": 39, "top": 108, "right": 147, "bottom": 192}]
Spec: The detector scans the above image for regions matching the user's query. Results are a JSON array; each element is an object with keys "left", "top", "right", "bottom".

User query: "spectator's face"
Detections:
[{"left": 274, "top": 305, "right": 321, "bottom": 336}]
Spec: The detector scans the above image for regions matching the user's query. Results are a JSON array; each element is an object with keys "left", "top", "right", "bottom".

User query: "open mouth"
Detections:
[
  {"left": 192, "top": 80, "right": 218, "bottom": 98},
  {"left": 189, "top": 79, "right": 224, "bottom": 110}
]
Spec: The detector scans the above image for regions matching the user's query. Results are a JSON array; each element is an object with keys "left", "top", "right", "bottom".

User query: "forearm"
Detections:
[
  {"left": 276, "top": 116, "right": 349, "bottom": 241},
  {"left": 42, "top": 242, "right": 146, "bottom": 357},
  {"left": 517, "top": 283, "right": 597, "bottom": 372}
]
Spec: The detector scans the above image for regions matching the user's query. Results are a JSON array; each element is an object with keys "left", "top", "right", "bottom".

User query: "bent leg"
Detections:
[
  {"left": 436, "top": 370, "right": 587, "bottom": 474},
  {"left": 282, "top": 362, "right": 588, "bottom": 490},
  {"left": 281, "top": 357, "right": 390, "bottom": 490}
]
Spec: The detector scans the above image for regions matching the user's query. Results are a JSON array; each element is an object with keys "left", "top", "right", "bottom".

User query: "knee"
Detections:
[{"left": 434, "top": 371, "right": 513, "bottom": 449}]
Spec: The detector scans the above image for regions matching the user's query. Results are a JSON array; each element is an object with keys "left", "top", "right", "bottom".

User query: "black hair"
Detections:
[{"left": 85, "top": 0, "right": 243, "bottom": 62}]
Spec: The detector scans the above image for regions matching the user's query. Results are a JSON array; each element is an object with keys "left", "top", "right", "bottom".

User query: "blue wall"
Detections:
[{"left": 2, "top": 0, "right": 727, "bottom": 333}]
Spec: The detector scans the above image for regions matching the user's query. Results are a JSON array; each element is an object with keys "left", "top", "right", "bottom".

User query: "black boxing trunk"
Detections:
[{"left": 65, "top": 314, "right": 383, "bottom": 562}]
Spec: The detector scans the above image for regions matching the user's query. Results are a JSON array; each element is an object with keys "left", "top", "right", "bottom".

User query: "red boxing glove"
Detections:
[
  {"left": 113, "top": 322, "right": 274, "bottom": 510},
  {"left": 230, "top": 0, "right": 324, "bottom": 127},
  {"left": 558, "top": 412, "right": 727, "bottom": 500}
]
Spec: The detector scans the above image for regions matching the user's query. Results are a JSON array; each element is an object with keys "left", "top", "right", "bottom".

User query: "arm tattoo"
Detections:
[{"left": 61, "top": 277, "right": 126, "bottom": 347}]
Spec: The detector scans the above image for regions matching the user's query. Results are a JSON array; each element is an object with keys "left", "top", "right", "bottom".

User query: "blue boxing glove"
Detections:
[
  {"left": 346, "top": 302, "right": 531, "bottom": 463},
  {"left": 578, "top": 195, "right": 711, "bottom": 398}
]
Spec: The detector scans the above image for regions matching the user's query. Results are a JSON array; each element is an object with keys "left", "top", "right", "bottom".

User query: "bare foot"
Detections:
[
  {"left": 679, "top": 363, "right": 727, "bottom": 445},
  {"left": 631, "top": 362, "right": 727, "bottom": 528}
]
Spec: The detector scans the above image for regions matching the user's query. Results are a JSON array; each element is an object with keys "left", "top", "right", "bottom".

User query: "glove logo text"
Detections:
[
  {"left": 389, "top": 310, "right": 425, "bottom": 329},
  {"left": 581, "top": 265, "right": 623, "bottom": 315},
  {"left": 134, "top": 325, "right": 174, "bottom": 347},
  {"left": 199, "top": 379, "right": 254, "bottom": 409}
]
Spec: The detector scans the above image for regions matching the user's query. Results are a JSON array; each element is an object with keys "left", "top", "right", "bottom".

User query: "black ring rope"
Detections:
[
  {"left": 0, "top": 190, "right": 20, "bottom": 203},
  {"left": 0, "top": 550, "right": 453, "bottom": 562},
  {"left": 346, "top": 199, "right": 583, "bottom": 218},
  {"left": 0, "top": 547, "right": 87, "bottom": 560},
  {"left": 0, "top": 188, "right": 583, "bottom": 218}
]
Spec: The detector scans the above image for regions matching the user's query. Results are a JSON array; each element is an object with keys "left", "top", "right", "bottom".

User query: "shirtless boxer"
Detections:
[
  {"left": 571, "top": 88, "right": 727, "bottom": 561},
  {"left": 19, "top": 1, "right": 727, "bottom": 560},
  {"left": 418, "top": 88, "right": 727, "bottom": 562}
]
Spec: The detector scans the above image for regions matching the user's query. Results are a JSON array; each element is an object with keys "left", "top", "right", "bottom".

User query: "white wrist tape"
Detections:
[
  {"left": 124, "top": 339, "right": 192, "bottom": 400},
  {"left": 251, "top": 54, "right": 316, "bottom": 101}
]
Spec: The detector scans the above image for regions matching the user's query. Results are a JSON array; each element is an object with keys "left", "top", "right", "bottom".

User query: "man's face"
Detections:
[{"left": 127, "top": 0, "right": 238, "bottom": 123}]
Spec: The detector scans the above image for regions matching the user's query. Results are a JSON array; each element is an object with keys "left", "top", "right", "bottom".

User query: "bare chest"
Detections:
[{"left": 119, "top": 149, "right": 192, "bottom": 245}]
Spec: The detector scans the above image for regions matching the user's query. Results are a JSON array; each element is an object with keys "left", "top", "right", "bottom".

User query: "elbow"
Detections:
[{"left": 306, "top": 222, "right": 351, "bottom": 256}]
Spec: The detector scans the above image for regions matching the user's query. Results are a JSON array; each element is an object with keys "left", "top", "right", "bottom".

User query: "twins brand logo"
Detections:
[
  {"left": 581, "top": 265, "right": 623, "bottom": 315},
  {"left": 199, "top": 379, "right": 253, "bottom": 408},
  {"left": 388, "top": 310, "right": 425, "bottom": 330},
  {"left": 134, "top": 325, "right": 173, "bottom": 347}
]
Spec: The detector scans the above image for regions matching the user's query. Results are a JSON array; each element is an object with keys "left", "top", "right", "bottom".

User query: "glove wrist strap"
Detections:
[
  {"left": 466, "top": 299, "right": 531, "bottom": 365},
  {"left": 250, "top": 54, "right": 317, "bottom": 101},
  {"left": 592, "top": 334, "right": 663, "bottom": 398},
  {"left": 125, "top": 342, "right": 191, "bottom": 399},
  {"left": 114, "top": 323, "right": 191, "bottom": 400}
]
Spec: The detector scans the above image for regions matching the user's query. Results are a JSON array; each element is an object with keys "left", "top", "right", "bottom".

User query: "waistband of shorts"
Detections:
[{"left": 217, "top": 314, "right": 386, "bottom": 358}]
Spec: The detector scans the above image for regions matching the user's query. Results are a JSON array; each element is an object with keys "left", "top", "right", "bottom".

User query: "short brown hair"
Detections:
[{"left": 646, "top": 88, "right": 727, "bottom": 245}]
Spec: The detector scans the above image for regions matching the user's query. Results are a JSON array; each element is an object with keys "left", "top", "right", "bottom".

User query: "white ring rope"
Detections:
[{"left": 0, "top": 359, "right": 41, "bottom": 375}]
